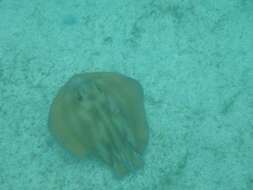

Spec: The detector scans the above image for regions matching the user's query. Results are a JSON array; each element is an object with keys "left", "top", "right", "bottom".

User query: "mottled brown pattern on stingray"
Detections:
[{"left": 48, "top": 72, "right": 148, "bottom": 177}]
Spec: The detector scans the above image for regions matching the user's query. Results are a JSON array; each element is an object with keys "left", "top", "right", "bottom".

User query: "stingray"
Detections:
[{"left": 48, "top": 72, "right": 149, "bottom": 177}]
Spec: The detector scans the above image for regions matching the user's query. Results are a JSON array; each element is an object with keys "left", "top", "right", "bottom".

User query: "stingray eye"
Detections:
[
  {"left": 75, "top": 85, "right": 86, "bottom": 102},
  {"left": 77, "top": 92, "right": 83, "bottom": 101},
  {"left": 75, "top": 79, "right": 94, "bottom": 101},
  {"left": 95, "top": 84, "right": 103, "bottom": 93}
]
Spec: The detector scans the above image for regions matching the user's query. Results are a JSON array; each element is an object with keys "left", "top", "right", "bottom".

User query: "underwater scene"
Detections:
[{"left": 0, "top": 0, "right": 253, "bottom": 189}]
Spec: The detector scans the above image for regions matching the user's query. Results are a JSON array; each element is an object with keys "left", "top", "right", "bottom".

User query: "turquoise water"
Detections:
[{"left": 0, "top": 0, "right": 253, "bottom": 189}]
